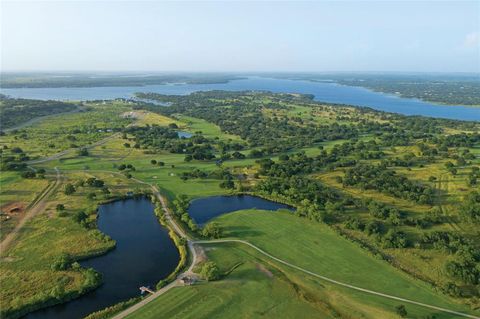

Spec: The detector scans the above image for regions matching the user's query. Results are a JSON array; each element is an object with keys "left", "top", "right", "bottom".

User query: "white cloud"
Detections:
[{"left": 463, "top": 32, "right": 480, "bottom": 48}]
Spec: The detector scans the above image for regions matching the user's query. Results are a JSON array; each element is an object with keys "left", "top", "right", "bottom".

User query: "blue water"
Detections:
[
  {"left": 1, "top": 77, "right": 478, "bottom": 121},
  {"left": 177, "top": 131, "right": 193, "bottom": 138},
  {"left": 25, "top": 198, "right": 180, "bottom": 319},
  {"left": 187, "top": 195, "right": 294, "bottom": 225}
]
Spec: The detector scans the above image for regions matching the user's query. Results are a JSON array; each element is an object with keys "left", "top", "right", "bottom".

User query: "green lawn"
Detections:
[
  {"left": 126, "top": 209, "right": 476, "bottom": 319},
  {"left": 211, "top": 210, "right": 475, "bottom": 316},
  {"left": 125, "top": 245, "right": 339, "bottom": 319}
]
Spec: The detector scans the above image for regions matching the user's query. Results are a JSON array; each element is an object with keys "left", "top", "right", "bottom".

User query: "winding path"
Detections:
[
  {"left": 111, "top": 175, "right": 478, "bottom": 319},
  {"left": 194, "top": 239, "right": 480, "bottom": 319}
]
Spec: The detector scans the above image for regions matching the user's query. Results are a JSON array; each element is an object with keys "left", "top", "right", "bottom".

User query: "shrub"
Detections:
[{"left": 200, "top": 261, "right": 220, "bottom": 281}]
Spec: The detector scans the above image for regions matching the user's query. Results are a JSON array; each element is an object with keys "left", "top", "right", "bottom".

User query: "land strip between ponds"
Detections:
[
  {"left": 20, "top": 161, "right": 475, "bottom": 319},
  {"left": 0, "top": 167, "right": 62, "bottom": 254},
  {"left": 110, "top": 178, "right": 198, "bottom": 319},
  {"left": 79, "top": 170, "right": 478, "bottom": 319},
  {"left": 195, "top": 239, "right": 480, "bottom": 319}
]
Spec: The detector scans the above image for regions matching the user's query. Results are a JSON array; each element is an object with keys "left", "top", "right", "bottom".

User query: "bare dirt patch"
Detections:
[
  {"left": 195, "top": 245, "right": 208, "bottom": 264},
  {"left": 256, "top": 263, "right": 274, "bottom": 278},
  {"left": 0, "top": 202, "right": 25, "bottom": 221}
]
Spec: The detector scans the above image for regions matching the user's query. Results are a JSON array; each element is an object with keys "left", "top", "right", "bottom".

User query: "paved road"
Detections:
[
  {"left": 0, "top": 167, "right": 62, "bottom": 254},
  {"left": 195, "top": 239, "right": 480, "bottom": 319}
]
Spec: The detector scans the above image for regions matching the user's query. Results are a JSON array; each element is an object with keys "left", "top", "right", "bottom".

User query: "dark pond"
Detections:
[
  {"left": 24, "top": 198, "right": 180, "bottom": 319},
  {"left": 187, "top": 194, "right": 294, "bottom": 225}
]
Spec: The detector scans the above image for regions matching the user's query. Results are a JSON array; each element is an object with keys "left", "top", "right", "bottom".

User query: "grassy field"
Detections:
[
  {"left": 0, "top": 169, "right": 150, "bottom": 317},
  {"left": 127, "top": 210, "right": 475, "bottom": 319},
  {"left": 0, "top": 171, "right": 50, "bottom": 240},
  {"left": 126, "top": 245, "right": 336, "bottom": 319},
  {"left": 1, "top": 91, "right": 479, "bottom": 318},
  {"left": 0, "top": 101, "right": 132, "bottom": 158}
]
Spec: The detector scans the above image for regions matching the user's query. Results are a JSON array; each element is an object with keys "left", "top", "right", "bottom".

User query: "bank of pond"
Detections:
[
  {"left": 24, "top": 194, "right": 290, "bottom": 319},
  {"left": 187, "top": 194, "right": 294, "bottom": 225}
]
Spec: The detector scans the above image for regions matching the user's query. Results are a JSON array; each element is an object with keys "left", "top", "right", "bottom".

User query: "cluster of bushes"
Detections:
[
  {"left": 421, "top": 230, "right": 480, "bottom": 285},
  {"left": 116, "top": 163, "right": 136, "bottom": 178},
  {"left": 64, "top": 177, "right": 111, "bottom": 201},
  {"left": 343, "top": 217, "right": 408, "bottom": 248},
  {"left": 342, "top": 164, "right": 434, "bottom": 204},
  {"left": 84, "top": 297, "right": 141, "bottom": 319},
  {"left": 150, "top": 159, "right": 165, "bottom": 166},
  {"left": 153, "top": 203, "right": 188, "bottom": 290},
  {"left": 199, "top": 261, "right": 220, "bottom": 281},
  {"left": 255, "top": 176, "right": 340, "bottom": 214},
  {"left": 172, "top": 195, "right": 198, "bottom": 232},
  {"left": 460, "top": 191, "right": 480, "bottom": 223},
  {"left": 0, "top": 146, "right": 31, "bottom": 172},
  {"left": 124, "top": 125, "right": 217, "bottom": 161}
]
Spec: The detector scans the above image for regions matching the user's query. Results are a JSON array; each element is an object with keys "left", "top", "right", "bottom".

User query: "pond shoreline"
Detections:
[{"left": 22, "top": 196, "right": 180, "bottom": 319}]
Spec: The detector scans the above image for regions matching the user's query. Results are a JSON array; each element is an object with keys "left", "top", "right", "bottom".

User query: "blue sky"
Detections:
[{"left": 1, "top": 1, "right": 479, "bottom": 72}]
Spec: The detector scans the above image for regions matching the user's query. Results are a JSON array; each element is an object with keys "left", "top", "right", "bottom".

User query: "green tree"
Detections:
[
  {"left": 395, "top": 305, "right": 407, "bottom": 317},
  {"left": 200, "top": 261, "right": 220, "bottom": 281},
  {"left": 77, "top": 147, "right": 89, "bottom": 156},
  {"left": 202, "top": 222, "right": 222, "bottom": 239},
  {"left": 64, "top": 183, "right": 76, "bottom": 195}
]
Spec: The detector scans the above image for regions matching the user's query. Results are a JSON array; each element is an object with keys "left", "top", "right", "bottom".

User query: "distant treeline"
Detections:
[
  {"left": 0, "top": 95, "right": 78, "bottom": 129},
  {"left": 0, "top": 73, "right": 241, "bottom": 88}
]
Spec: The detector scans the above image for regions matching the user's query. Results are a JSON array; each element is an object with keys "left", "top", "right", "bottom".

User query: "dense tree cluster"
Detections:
[
  {"left": 342, "top": 164, "right": 435, "bottom": 204},
  {"left": 172, "top": 195, "right": 198, "bottom": 232},
  {"left": 124, "top": 125, "right": 217, "bottom": 161},
  {"left": 133, "top": 92, "right": 365, "bottom": 151},
  {"left": 336, "top": 75, "right": 480, "bottom": 105},
  {"left": 459, "top": 191, "right": 480, "bottom": 223}
]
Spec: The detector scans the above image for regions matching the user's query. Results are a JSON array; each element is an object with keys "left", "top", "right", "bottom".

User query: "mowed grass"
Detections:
[
  {"left": 209, "top": 210, "right": 475, "bottom": 315},
  {"left": 126, "top": 209, "right": 476, "bottom": 319},
  {"left": 126, "top": 245, "right": 342, "bottom": 319}
]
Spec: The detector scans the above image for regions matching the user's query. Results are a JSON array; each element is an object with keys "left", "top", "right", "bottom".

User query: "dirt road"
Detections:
[{"left": 0, "top": 167, "right": 62, "bottom": 254}]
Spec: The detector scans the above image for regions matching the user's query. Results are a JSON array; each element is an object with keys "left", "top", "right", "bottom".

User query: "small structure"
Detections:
[
  {"left": 179, "top": 276, "right": 196, "bottom": 286},
  {"left": 9, "top": 207, "right": 20, "bottom": 213},
  {"left": 139, "top": 286, "right": 154, "bottom": 294}
]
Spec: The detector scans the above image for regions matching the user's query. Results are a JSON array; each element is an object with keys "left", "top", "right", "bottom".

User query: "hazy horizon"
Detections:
[{"left": 2, "top": 1, "right": 479, "bottom": 73}]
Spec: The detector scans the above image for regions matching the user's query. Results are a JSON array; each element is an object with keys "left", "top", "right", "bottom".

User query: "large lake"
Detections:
[
  {"left": 1, "top": 77, "right": 478, "bottom": 121},
  {"left": 188, "top": 195, "right": 293, "bottom": 225},
  {"left": 25, "top": 198, "right": 179, "bottom": 319}
]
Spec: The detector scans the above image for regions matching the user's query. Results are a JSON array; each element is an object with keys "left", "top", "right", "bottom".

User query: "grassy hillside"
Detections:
[{"left": 127, "top": 210, "right": 475, "bottom": 319}]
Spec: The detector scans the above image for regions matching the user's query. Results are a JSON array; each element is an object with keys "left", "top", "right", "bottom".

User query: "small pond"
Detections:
[
  {"left": 25, "top": 197, "right": 180, "bottom": 319},
  {"left": 187, "top": 194, "right": 294, "bottom": 225},
  {"left": 177, "top": 131, "right": 192, "bottom": 138}
]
